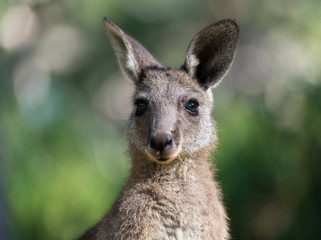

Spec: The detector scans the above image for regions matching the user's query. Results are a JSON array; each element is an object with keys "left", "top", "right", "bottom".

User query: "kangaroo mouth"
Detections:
[{"left": 146, "top": 147, "right": 180, "bottom": 164}]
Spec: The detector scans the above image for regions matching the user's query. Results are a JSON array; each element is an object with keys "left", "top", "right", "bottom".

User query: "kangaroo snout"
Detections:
[
  {"left": 150, "top": 132, "right": 173, "bottom": 152},
  {"left": 147, "top": 131, "right": 177, "bottom": 163}
]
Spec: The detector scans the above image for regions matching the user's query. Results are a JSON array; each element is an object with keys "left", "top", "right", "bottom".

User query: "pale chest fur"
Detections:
[{"left": 100, "top": 164, "right": 228, "bottom": 240}]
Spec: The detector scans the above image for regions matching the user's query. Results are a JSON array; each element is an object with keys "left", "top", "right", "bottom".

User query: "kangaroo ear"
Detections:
[
  {"left": 183, "top": 19, "right": 240, "bottom": 89},
  {"left": 103, "top": 17, "right": 161, "bottom": 84}
]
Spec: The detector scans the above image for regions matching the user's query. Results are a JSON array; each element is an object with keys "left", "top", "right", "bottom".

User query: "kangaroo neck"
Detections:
[{"left": 129, "top": 147, "right": 214, "bottom": 182}]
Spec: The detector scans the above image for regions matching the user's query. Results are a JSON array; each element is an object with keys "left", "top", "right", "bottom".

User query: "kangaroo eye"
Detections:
[
  {"left": 135, "top": 99, "right": 147, "bottom": 116},
  {"left": 185, "top": 100, "right": 199, "bottom": 115}
]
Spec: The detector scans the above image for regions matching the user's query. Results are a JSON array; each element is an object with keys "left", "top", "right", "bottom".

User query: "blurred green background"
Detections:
[{"left": 1, "top": 0, "right": 321, "bottom": 239}]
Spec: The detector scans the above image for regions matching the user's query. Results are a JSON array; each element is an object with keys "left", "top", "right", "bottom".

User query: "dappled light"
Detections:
[
  {"left": 0, "top": 4, "right": 39, "bottom": 51},
  {"left": 36, "top": 25, "right": 88, "bottom": 73}
]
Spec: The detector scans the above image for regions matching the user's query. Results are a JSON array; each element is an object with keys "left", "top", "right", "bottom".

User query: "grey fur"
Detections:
[{"left": 77, "top": 17, "right": 239, "bottom": 240}]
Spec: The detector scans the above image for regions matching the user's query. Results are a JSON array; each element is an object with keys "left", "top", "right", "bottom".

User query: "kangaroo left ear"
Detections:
[
  {"left": 183, "top": 19, "right": 240, "bottom": 89},
  {"left": 103, "top": 17, "right": 162, "bottom": 85}
]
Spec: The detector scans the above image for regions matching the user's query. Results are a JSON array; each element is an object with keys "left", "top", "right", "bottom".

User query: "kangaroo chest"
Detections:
[{"left": 114, "top": 177, "right": 221, "bottom": 240}]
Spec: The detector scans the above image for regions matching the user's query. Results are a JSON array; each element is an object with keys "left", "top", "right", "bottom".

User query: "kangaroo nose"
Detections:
[{"left": 150, "top": 132, "right": 173, "bottom": 152}]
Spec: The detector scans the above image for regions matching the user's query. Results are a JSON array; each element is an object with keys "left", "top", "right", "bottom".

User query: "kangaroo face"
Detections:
[
  {"left": 103, "top": 17, "right": 239, "bottom": 164},
  {"left": 128, "top": 69, "right": 215, "bottom": 163}
]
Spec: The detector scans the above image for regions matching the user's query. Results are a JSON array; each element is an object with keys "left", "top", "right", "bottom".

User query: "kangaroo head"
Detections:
[{"left": 103, "top": 18, "right": 239, "bottom": 164}]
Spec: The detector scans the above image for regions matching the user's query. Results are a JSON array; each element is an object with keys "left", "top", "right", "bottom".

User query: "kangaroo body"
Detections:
[{"left": 78, "top": 18, "right": 239, "bottom": 240}]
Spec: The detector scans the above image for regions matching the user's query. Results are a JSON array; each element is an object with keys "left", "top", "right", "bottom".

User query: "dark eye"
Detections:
[
  {"left": 135, "top": 99, "right": 147, "bottom": 116},
  {"left": 185, "top": 100, "right": 199, "bottom": 115}
]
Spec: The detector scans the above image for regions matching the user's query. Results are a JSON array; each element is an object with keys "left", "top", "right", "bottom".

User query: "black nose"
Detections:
[{"left": 150, "top": 132, "right": 173, "bottom": 152}]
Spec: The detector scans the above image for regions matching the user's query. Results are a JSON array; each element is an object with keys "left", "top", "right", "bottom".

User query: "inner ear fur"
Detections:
[
  {"left": 183, "top": 19, "right": 240, "bottom": 89},
  {"left": 103, "top": 17, "right": 161, "bottom": 84}
]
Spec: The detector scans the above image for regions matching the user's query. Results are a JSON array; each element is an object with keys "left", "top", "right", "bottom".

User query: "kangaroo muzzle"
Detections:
[{"left": 147, "top": 130, "right": 178, "bottom": 163}]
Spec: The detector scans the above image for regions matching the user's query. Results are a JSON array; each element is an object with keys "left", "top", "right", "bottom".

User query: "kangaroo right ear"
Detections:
[
  {"left": 183, "top": 19, "right": 240, "bottom": 89},
  {"left": 103, "top": 17, "right": 161, "bottom": 84}
]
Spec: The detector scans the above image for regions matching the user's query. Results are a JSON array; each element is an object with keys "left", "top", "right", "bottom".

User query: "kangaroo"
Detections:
[{"left": 78, "top": 17, "right": 239, "bottom": 240}]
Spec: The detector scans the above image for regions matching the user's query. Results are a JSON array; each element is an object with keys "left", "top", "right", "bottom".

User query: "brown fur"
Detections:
[{"left": 78, "top": 18, "right": 239, "bottom": 240}]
